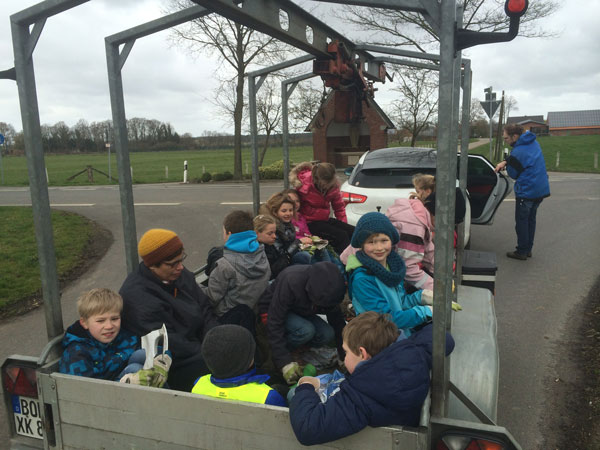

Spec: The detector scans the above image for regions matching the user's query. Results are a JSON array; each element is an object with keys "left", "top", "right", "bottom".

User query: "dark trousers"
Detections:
[
  {"left": 515, "top": 197, "right": 543, "bottom": 255},
  {"left": 218, "top": 304, "right": 256, "bottom": 337},
  {"left": 308, "top": 219, "right": 355, "bottom": 254},
  {"left": 168, "top": 359, "right": 209, "bottom": 392}
]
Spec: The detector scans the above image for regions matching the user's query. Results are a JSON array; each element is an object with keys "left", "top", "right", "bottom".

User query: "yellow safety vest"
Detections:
[{"left": 191, "top": 375, "right": 272, "bottom": 404}]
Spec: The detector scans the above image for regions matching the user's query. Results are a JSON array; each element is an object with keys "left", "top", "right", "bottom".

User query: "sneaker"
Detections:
[
  {"left": 527, "top": 252, "right": 532, "bottom": 258},
  {"left": 507, "top": 251, "right": 527, "bottom": 260}
]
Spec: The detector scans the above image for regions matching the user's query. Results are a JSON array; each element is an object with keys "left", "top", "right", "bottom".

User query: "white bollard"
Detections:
[
  {"left": 202, "top": 165, "right": 205, "bottom": 174},
  {"left": 504, "top": 147, "right": 509, "bottom": 159},
  {"left": 246, "top": 162, "right": 249, "bottom": 174},
  {"left": 595, "top": 152, "right": 598, "bottom": 170},
  {"left": 45, "top": 167, "right": 49, "bottom": 184},
  {"left": 165, "top": 166, "right": 168, "bottom": 180},
  {"left": 130, "top": 167, "right": 133, "bottom": 179},
  {"left": 555, "top": 151, "right": 560, "bottom": 168},
  {"left": 183, "top": 160, "right": 188, "bottom": 183}
]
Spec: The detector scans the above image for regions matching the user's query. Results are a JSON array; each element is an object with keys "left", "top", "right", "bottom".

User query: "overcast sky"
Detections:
[{"left": 1, "top": 0, "right": 599, "bottom": 137}]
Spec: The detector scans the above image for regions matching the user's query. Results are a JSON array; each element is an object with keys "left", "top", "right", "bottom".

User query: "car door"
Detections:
[{"left": 464, "top": 155, "right": 512, "bottom": 225}]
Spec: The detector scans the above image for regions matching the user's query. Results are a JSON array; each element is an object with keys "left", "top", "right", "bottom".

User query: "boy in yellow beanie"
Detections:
[{"left": 120, "top": 228, "right": 220, "bottom": 392}]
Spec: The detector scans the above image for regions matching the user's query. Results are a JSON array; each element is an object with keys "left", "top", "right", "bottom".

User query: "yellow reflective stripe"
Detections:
[{"left": 191, "top": 375, "right": 271, "bottom": 404}]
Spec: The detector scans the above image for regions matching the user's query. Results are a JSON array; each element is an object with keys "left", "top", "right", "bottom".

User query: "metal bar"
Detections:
[
  {"left": 246, "top": 54, "right": 314, "bottom": 78},
  {"left": 25, "top": 19, "right": 47, "bottom": 60},
  {"left": 11, "top": 9, "right": 67, "bottom": 342},
  {"left": 311, "top": 0, "right": 427, "bottom": 13},
  {"left": 118, "top": 40, "right": 136, "bottom": 72},
  {"left": 448, "top": 381, "right": 496, "bottom": 425},
  {"left": 249, "top": 75, "right": 260, "bottom": 215},
  {"left": 355, "top": 44, "right": 440, "bottom": 62},
  {"left": 105, "top": 40, "right": 138, "bottom": 273},
  {"left": 373, "top": 56, "right": 438, "bottom": 71},
  {"left": 10, "top": 0, "right": 87, "bottom": 25},
  {"left": 105, "top": 6, "right": 210, "bottom": 45},
  {"left": 431, "top": 0, "right": 458, "bottom": 419}
]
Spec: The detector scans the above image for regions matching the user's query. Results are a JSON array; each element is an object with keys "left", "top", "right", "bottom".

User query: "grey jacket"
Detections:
[{"left": 201, "top": 232, "right": 271, "bottom": 316}]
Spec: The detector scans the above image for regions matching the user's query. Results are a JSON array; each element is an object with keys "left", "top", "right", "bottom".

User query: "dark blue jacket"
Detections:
[
  {"left": 289, "top": 324, "right": 454, "bottom": 446},
  {"left": 506, "top": 131, "right": 550, "bottom": 200},
  {"left": 59, "top": 320, "right": 138, "bottom": 380}
]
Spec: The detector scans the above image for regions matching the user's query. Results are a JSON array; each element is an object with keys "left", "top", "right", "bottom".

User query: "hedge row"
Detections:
[{"left": 192, "top": 160, "right": 288, "bottom": 183}]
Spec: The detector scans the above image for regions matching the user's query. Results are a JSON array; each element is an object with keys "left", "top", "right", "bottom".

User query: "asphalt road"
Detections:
[{"left": 1, "top": 172, "right": 599, "bottom": 448}]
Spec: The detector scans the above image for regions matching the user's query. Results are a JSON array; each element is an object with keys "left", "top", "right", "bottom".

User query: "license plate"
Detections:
[{"left": 11, "top": 395, "right": 43, "bottom": 440}]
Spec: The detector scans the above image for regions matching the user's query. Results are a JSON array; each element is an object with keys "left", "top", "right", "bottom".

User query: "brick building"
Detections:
[{"left": 547, "top": 110, "right": 600, "bottom": 136}]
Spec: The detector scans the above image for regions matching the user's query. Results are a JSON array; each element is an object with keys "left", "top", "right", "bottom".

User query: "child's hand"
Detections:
[
  {"left": 409, "top": 191, "right": 419, "bottom": 199},
  {"left": 300, "top": 237, "right": 313, "bottom": 245},
  {"left": 298, "top": 376, "right": 320, "bottom": 391},
  {"left": 282, "top": 362, "right": 304, "bottom": 385}
]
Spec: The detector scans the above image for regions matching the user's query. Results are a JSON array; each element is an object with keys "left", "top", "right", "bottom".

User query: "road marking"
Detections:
[
  {"left": 51, "top": 203, "right": 95, "bottom": 207},
  {"left": 134, "top": 203, "right": 181, "bottom": 206},
  {"left": 220, "top": 202, "right": 254, "bottom": 205}
]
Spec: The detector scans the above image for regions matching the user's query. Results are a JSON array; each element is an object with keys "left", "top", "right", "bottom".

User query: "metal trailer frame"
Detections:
[{"left": 4, "top": 0, "right": 523, "bottom": 445}]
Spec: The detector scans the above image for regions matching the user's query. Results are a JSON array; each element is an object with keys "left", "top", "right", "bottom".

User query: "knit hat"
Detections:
[
  {"left": 351, "top": 212, "right": 400, "bottom": 248},
  {"left": 423, "top": 189, "right": 466, "bottom": 225},
  {"left": 201, "top": 325, "right": 255, "bottom": 379},
  {"left": 138, "top": 228, "right": 184, "bottom": 266}
]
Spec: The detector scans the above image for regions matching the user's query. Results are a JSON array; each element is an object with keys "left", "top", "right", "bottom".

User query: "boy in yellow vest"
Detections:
[{"left": 191, "top": 325, "right": 286, "bottom": 406}]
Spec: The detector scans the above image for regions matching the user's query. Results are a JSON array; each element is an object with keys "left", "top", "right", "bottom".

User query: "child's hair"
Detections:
[
  {"left": 312, "top": 162, "right": 338, "bottom": 193},
  {"left": 412, "top": 173, "right": 436, "bottom": 193},
  {"left": 77, "top": 288, "right": 123, "bottom": 320},
  {"left": 253, "top": 214, "right": 277, "bottom": 233},
  {"left": 504, "top": 123, "right": 524, "bottom": 137},
  {"left": 223, "top": 210, "right": 254, "bottom": 234},
  {"left": 261, "top": 192, "right": 296, "bottom": 220},
  {"left": 342, "top": 311, "right": 399, "bottom": 357},
  {"left": 281, "top": 188, "right": 299, "bottom": 202}
]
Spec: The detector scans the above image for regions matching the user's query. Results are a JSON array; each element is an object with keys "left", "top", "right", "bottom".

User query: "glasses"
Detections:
[{"left": 162, "top": 252, "right": 187, "bottom": 268}]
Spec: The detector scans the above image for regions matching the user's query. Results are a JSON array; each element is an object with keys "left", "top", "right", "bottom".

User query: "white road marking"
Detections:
[
  {"left": 134, "top": 203, "right": 181, "bottom": 206},
  {"left": 220, "top": 202, "right": 254, "bottom": 205}
]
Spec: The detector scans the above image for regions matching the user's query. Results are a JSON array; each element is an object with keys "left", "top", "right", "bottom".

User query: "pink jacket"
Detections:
[
  {"left": 289, "top": 163, "right": 347, "bottom": 223},
  {"left": 386, "top": 198, "right": 434, "bottom": 290},
  {"left": 292, "top": 213, "right": 311, "bottom": 239}
]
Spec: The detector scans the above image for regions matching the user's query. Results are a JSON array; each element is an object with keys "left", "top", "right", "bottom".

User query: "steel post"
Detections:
[{"left": 248, "top": 75, "right": 260, "bottom": 215}]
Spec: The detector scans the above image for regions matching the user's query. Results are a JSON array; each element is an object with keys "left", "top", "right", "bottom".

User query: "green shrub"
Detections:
[
  {"left": 259, "top": 160, "right": 285, "bottom": 179},
  {"left": 200, "top": 172, "right": 212, "bottom": 183},
  {"left": 223, "top": 171, "right": 233, "bottom": 180},
  {"left": 212, "top": 172, "right": 226, "bottom": 181}
]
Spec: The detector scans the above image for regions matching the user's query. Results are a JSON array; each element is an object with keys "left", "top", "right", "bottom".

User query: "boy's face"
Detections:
[
  {"left": 256, "top": 223, "right": 276, "bottom": 245},
  {"left": 222, "top": 226, "right": 231, "bottom": 243},
  {"left": 80, "top": 310, "right": 121, "bottom": 344},
  {"left": 342, "top": 341, "right": 368, "bottom": 374},
  {"left": 362, "top": 233, "right": 392, "bottom": 265}
]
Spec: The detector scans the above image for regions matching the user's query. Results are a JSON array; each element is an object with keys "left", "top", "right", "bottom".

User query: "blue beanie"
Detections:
[{"left": 351, "top": 212, "right": 400, "bottom": 248}]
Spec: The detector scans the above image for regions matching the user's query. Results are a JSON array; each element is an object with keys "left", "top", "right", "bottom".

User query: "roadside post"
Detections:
[
  {"left": 0, "top": 133, "right": 4, "bottom": 184},
  {"left": 183, "top": 160, "right": 188, "bottom": 183},
  {"left": 105, "top": 142, "right": 111, "bottom": 181},
  {"left": 481, "top": 87, "right": 500, "bottom": 161}
]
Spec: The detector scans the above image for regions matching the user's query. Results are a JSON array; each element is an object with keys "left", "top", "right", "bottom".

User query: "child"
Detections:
[
  {"left": 409, "top": 173, "right": 435, "bottom": 202},
  {"left": 281, "top": 188, "right": 311, "bottom": 240},
  {"left": 346, "top": 212, "right": 433, "bottom": 334},
  {"left": 191, "top": 324, "right": 286, "bottom": 406},
  {"left": 202, "top": 210, "right": 270, "bottom": 322},
  {"left": 289, "top": 162, "right": 355, "bottom": 254},
  {"left": 59, "top": 288, "right": 141, "bottom": 380},
  {"left": 289, "top": 311, "right": 455, "bottom": 445},
  {"left": 260, "top": 192, "right": 312, "bottom": 278}
]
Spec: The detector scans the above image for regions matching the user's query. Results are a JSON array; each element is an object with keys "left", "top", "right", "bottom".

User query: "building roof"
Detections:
[
  {"left": 547, "top": 110, "right": 600, "bottom": 128},
  {"left": 507, "top": 115, "right": 544, "bottom": 124}
]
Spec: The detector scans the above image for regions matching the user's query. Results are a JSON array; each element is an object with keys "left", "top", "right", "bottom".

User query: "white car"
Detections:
[{"left": 340, "top": 147, "right": 512, "bottom": 245}]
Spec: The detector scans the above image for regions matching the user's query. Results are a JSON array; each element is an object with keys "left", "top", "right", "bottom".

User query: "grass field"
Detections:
[
  {"left": 469, "top": 134, "right": 600, "bottom": 173},
  {"left": 0, "top": 146, "right": 314, "bottom": 186},
  {"left": 0, "top": 207, "right": 93, "bottom": 310},
  {"left": 0, "top": 135, "right": 597, "bottom": 187}
]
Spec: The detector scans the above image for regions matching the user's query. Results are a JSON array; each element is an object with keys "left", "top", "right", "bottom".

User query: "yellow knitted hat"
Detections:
[{"left": 138, "top": 229, "right": 183, "bottom": 266}]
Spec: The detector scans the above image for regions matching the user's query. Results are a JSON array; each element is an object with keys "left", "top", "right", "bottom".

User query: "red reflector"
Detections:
[
  {"left": 341, "top": 191, "right": 367, "bottom": 204},
  {"left": 436, "top": 435, "right": 505, "bottom": 450},
  {"left": 505, "top": 0, "right": 528, "bottom": 16},
  {"left": 3, "top": 365, "right": 38, "bottom": 398}
]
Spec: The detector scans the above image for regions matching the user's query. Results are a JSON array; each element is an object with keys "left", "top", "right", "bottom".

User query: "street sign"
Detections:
[
  {"left": 0, "top": 133, "right": 4, "bottom": 145},
  {"left": 480, "top": 100, "right": 501, "bottom": 118}
]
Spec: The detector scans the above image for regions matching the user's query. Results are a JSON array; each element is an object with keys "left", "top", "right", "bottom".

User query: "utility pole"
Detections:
[{"left": 481, "top": 87, "right": 500, "bottom": 161}]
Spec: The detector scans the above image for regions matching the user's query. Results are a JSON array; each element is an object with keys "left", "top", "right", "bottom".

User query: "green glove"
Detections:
[
  {"left": 452, "top": 301, "right": 463, "bottom": 312},
  {"left": 151, "top": 353, "right": 172, "bottom": 388},
  {"left": 282, "top": 362, "right": 304, "bottom": 385}
]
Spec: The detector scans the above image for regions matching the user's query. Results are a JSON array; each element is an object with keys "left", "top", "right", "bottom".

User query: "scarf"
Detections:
[{"left": 355, "top": 249, "right": 406, "bottom": 287}]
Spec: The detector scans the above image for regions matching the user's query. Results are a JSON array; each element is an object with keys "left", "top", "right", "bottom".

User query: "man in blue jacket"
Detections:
[{"left": 495, "top": 124, "right": 550, "bottom": 260}]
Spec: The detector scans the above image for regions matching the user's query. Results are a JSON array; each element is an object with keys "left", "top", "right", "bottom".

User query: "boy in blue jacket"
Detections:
[
  {"left": 289, "top": 311, "right": 455, "bottom": 445},
  {"left": 59, "top": 288, "right": 141, "bottom": 380}
]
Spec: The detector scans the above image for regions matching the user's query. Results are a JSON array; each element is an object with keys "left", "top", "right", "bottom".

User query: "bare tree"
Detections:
[
  {"left": 255, "top": 79, "right": 282, "bottom": 166},
  {"left": 504, "top": 95, "right": 519, "bottom": 121},
  {"left": 340, "top": 0, "right": 559, "bottom": 52},
  {"left": 391, "top": 68, "right": 438, "bottom": 147},
  {"left": 166, "top": 0, "right": 292, "bottom": 179},
  {"left": 288, "top": 81, "right": 328, "bottom": 133},
  {"left": 0, "top": 122, "right": 17, "bottom": 147}
]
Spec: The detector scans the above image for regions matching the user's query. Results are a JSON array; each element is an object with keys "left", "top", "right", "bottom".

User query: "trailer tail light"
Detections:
[
  {"left": 504, "top": 0, "right": 528, "bottom": 17},
  {"left": 341, "top": 191, "right": 367, "bottom": 204},
  {"left": 3, "top": 364, "right": 38, "bottom": 398},
  {"left": 436, "top": 434, "right": 504, "bottom": 450}
]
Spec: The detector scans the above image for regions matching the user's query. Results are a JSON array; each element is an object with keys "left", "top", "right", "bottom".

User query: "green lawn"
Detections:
[
  {"left": 0, "top": 207, "right": 93, "bottom": 310},
  {"left": 469, "top": 135, "right": 600, "bottom": 173},
  {"left": 0, "top": 146, "right": 315, "bottom": 186}
]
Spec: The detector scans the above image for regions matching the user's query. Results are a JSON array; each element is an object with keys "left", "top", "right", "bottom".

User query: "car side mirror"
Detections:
[{"left": 344, "top": 167, "right": 354, "bottom": 176}]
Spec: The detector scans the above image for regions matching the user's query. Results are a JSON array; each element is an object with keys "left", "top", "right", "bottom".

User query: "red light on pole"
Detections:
[{"left": 505, "top": 0, "right": 528, "bottom": 17}]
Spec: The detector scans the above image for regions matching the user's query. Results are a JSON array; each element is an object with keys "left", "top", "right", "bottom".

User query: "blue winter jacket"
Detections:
[
  {"left": 289, "top": 324, "right": 455, "bottom": 445},
  {"left": 506, "top": 131, "right": 550, "bottom": 200},
  {"left": 59, "top": 320, "right": 139, "bottom": 380},
  {"left": 346, "top": 254, "right": 432, "bottom": 335}
]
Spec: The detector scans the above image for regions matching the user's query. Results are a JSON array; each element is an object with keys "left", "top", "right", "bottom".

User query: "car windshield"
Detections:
[{"left": 351, "top": 167, "right": 436, "bottom": 188}]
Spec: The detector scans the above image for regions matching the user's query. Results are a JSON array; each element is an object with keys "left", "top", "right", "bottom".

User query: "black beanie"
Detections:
[{"left": 201, "top": 325, "right": 255, "bottom": 379}]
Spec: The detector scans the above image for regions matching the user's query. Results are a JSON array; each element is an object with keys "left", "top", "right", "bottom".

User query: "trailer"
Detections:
[{"left": 2, "top": 0, "right": 530, "bottom": 448}]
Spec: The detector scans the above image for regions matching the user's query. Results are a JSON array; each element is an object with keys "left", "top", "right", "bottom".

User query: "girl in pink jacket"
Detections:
[{"left": 289, "top": 162, "right": 355, "bottom": 254}]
